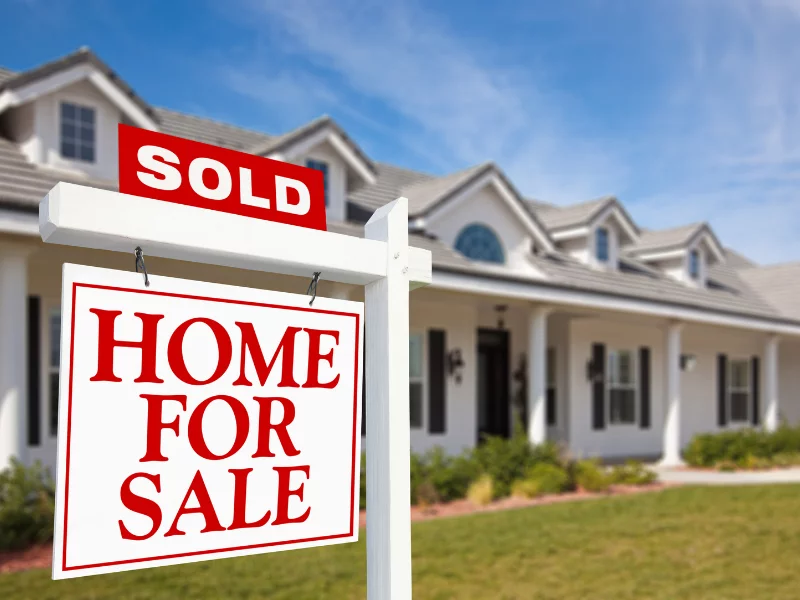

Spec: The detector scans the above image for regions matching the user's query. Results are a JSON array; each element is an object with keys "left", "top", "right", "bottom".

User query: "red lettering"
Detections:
[
  {"left": 139, "top": 394, "right": 187, "bottom": 462},
  {"left": 187, "top": 395, "right": 249, "bottom": 460},
  {"left": 119, "top": 472, "right": 162, "bottom": 540},
  {"left": 164, "top": 470, "right": 225, "bottom": 537},
  {"left": 272, "top": 465, "right": 311, "bottom": 526},
  {"left": 90, "top": 310, "right": 164, "bottom": 383},
  {"left": 233, "top": 324, "right": 301, "bottom": 388},
  {"left": 168, "top": 317, "right": 233, "bottom": 385},
  {"left": 227, "top": 468, "right": 272, "bottom": 531},
  {"left": 251, "top": 397, "right": 300, "bottom": 458},
  {"left": 304, "top": 328, "right": 340, "bottom": 389}
]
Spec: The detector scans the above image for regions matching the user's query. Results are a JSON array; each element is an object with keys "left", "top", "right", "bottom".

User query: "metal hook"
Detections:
[
  {"left": 134, "top": 246, "right": 150, "bottom": 288},
  {"left": 306, "top": 271, "right": 321, "bottom": 306}
]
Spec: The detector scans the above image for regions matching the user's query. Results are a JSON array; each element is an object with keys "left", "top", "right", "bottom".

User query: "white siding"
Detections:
[{"left": 293, "top": 141, "right": 348, "bottom": 223}]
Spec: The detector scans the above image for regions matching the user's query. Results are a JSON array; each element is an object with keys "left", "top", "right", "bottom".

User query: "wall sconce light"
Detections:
[
  {"left": 494, "top": 304, "right": 508, "bottom": 329},
  {"left": 680, "top": 354, "right": 697, "bottom": 372},
  {"left": 585, "top": 358, "right": 603, "bottom": 383},
  {"left": 447, "top": 349, "right": 465, "bottom": 384}
]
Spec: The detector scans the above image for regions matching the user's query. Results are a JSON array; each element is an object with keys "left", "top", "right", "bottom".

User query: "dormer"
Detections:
[
  {"left": 0, "top": 48, "right": 157, "bottom": 181},
  {"left": 626, "top": 223, "right": 725, "bottom": 287},
  {"left": 534, "top": 196, "right": 639, "bottom": 271},
  {"left": 402, "top": 162, "right": 555, "bottom": 274},
  {"left": 251, "top": 116, "right": 377, "bottom": 224}
]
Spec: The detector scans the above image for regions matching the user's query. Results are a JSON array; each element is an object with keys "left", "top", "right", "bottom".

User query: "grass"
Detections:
[{"left": 3, "top": 485, "right": 800, "bottom": 599}]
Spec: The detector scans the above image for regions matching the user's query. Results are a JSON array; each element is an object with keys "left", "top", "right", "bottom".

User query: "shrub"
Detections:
[
  {"left": 525, "top": 462, "right": 570, "bottom": 495},
  {"left": 424, "top": 447, "right": 479, "bottom": 503},
  {"left": 574, "top": 459, "right": 611, "bottom": 493},
  {"left": 610, "top": 460, "right": 658, "bottom": 486},
  {"left": 0, "top": 459, "right": 56, "bottom": 551},
  {"left": 409, "top": 453, "right": 425, "bottom": 505},
  {"left": 472, "top": 433, "right": 534, "bottom": 499},
  {"left": 467, "top": 475, "right": 494, "bottom": 506},
  {"left": 360, "top": 453, "right": 367, "bottom": 509},
  {"left": 772, "top": 452, "right": 800, "bottom": 468},
  {"left": 716, "top": 460, "right": 737, "bottom": 472},
  {"left": 684, "top": 425, "right": 800, "bottom": 467},
  {"left": 511, "top": 478, "right": 540, "bottom": 499},
  {"left": 415, "top": 480, "right": 440, "bottom": 508}
]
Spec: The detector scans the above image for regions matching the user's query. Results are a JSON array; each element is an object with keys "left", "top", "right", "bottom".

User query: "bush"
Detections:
[
  {"left": 772, "top": 452, "right": 800, "bottom": 467},
  {"left": 467, "top": 475, "right": 494, "bottom": 506},
  {"left": 610, "top": 460, "right": 658, "bottom": 486},
  {"left": 424, "top": 448, "right": 479, "bottom": 503},
  {"left": 684, "top": 425, "right": 800, "bottom": 467},
  {"left": 510, "top": 478, "right": 540, "bottom": 499},
  {"left": 472, "top": 433, "right": 534, "bottom": 499},
  {"left": 525, "top": 462, "right": 570, "bottom": 494},
  {"left": 415, "top": 480, "right": 440, "bottom": 507},
  {"left": 360, "top": 453, "right": 367, "bottom": 509},
  {"left": 716, "top": 460, "right": 737, "bottom": 472},
  {"left": 0, "top": 459, "right": 56, "bottom": 551},
  {"left": 574, "top": 459, "right": 611, "bottom": 493}
]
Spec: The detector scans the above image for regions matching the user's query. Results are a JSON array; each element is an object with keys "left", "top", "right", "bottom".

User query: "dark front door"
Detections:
[{"left": 477, "top": 328, "right": 510, "bottom": 441}]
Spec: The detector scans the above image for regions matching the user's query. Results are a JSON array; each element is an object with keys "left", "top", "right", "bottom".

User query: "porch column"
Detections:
[
  {"left": 0, "top": 246, "right": 29, "bottom": 471},
  {"left": 661, "top": 321, "right": 683, "bottom": 466},
  {"left": 764, "top": 335, "right": 780, "bottom": 432},
  {"left": 527, "top": 305, "right": 550, "bottom": 445}
]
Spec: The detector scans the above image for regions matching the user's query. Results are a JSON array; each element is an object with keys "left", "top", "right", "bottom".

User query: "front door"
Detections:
[{"left": 477, "top": 328, "right": 510, "bottom": 441}]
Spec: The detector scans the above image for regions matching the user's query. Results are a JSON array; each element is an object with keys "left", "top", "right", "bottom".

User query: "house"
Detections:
[{"left": 1, "top": 48, "right": 799, "bottom": 477}]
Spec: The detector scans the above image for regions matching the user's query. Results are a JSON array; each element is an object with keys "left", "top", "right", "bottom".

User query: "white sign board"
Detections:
[{"left": 52, "top": 263, "right": 363, "bottom": 579}]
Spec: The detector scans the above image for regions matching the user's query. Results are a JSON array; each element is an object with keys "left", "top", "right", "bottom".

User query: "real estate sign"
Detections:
[{"left": 52, "top": 263, "right": 363, "bottom": 579}]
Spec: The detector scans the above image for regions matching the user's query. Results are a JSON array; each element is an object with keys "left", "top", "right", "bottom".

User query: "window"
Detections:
[
  {"left": 546, "top": 347, "right": 556, "bottom": 426},
  {"left": 60, "top": 102, "right": 95, "bottom": 162},
  {"left": 729, "top": 359, "right": 750, "bottom": 423},
  {"left": 49, "top": 309, "right": 61, "bottom": 437},
  {"left": 306, "top": 159, "right": 329, "bottom": 206},
  {"left": 596, "top": 227, "right": 609, "bottom": 262},
  {"left": 409, "top": 333, "right": 424, "bottom": 428},
  {"left": 608, "top": 349, "right": 636, "bottom": 424},
  {"left": 454, "top": 224, "right": 505, "bottom": 264},
  {"left": 689, "top": 249, "right": 700, "bottom": 280}
]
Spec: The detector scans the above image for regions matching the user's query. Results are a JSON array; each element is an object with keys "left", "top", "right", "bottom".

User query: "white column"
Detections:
[
  {"left": 0, "top": 246, "right": 29, "bottom": 471},
  {"left": 661, "top": 321, "right": 683, "bottom": 467},
  {"left": 364, "top": 198, "right": 412, "bottom": 600},
  {"left": 527, "top": 306, "right": 550, "bottom": 445},
  {"left": 764, "top": 335, "right": 780, "bottom": 432}
]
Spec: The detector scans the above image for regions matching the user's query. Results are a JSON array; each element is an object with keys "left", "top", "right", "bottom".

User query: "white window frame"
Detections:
[
  {"left": 59, "top": 100, "right": 97, "bottom": 164},
  {"left": 728, "top": 358, "right": 750, "bottom": 424},
  {"left": 595, "top": 226, "right": 610, "bottom": 263},
  {"left": 607, "top": 348, "right": 637, "bottom": 426},
  {"left": 409, "top": 331, "right": 426, "bottom": 430}
]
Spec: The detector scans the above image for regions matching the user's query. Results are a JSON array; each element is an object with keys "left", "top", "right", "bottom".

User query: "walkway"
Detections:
[{"left": 653, "top": 466, "right": 800, "bottom": 485}]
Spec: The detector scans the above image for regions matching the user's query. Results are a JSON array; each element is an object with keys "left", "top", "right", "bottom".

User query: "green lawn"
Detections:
[{"left": 3, "top": 485, "right": 800, "bottom": 599}]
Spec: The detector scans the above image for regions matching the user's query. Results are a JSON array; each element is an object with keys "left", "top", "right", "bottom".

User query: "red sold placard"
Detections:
[{"left": 118, "top": 124, "right": 327, "bottom": 231}]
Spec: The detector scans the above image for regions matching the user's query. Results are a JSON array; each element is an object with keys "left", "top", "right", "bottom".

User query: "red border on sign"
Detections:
[{"left": 61, "top": 282, "right": 361, "bottom": 572}]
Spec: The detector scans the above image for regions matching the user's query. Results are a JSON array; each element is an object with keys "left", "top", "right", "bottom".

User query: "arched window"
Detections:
[{"left": 455, "top": 223, "right": 505, "bottom": 264}]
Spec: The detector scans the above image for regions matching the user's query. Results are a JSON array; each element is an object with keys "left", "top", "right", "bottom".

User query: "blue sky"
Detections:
[{"left": 2, "top": 0, "right": 800, "bottom": 264}]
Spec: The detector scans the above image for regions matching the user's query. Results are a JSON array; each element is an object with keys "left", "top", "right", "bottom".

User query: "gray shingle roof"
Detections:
[
  {"left": 533, "top": 196, "right": 612, "bottom": 230},
  {"left": 348, "top": 162, "right": 434, "bottom": 212},
  {"left": 626, "top": 223, "right": 705, "bottom": 254},
  {"left": 401, "top": 162, "right": 491, "bottom": 216},
  {"left": 0, "top": 48, "right": 157, "bottom": 123},
  {"left": 0, "top": 66, "right": 15, "bottom": 85},
  {"left": 249, "top": 115, "right": 377, "bottom": 177},
  {"left": 154, "top": 107, "right": 273, "bottom": 151},
  {"left": 738, "top": 262, "right": 800, "bottom": 320}
]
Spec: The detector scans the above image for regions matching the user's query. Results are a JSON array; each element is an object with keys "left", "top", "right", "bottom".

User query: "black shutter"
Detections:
[
  {"left": 639, "top": 346, "right": 651, "bottom": 429},
  {"left": 717, "top": 354, "right": 728, "bottom": 427},
  {"left": 591, "top": 343, "right": 606, "bottom": 430},
  {"left": 428, "top": 330, "right": 446, "bottom": 434},
  {"left": 751, "top": 356, "right": 760, "bottom": 426},
  {"left": 361, "top": 331, "right": 366, "bottom": 437},
  {"left": 546, "top": 388, "right": 556, "bottom": 426},
  {"left": 27, "top": 296, "right": 41, "bottom": 447}
]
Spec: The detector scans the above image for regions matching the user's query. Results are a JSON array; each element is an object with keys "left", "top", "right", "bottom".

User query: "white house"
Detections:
[{"left": 2, "top": 48, "right": 800, "bottom": 476}]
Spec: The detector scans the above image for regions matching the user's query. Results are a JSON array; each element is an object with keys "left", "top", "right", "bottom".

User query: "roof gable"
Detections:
[
  {"left": 628, "top": 222, "right": 725, "bottom": 263},
  {"left": 0, "top": 47, "right": 157, "bottom": 130},
  {"left": 533, "top": 195, "right": 640, "bottom": 243},
  {"left": 404, "top": 162, "right": 555, "bottom": 253},
  {"left": 252, "top": 115, "right": 376, "bottom": 186}
]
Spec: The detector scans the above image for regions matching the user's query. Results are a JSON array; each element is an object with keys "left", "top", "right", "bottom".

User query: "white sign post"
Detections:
[{"left": 40, "top": 182, "right": 431, "bottom": 598}]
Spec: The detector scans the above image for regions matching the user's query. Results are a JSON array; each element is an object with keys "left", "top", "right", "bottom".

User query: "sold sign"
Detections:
[{"left": 118, "top": 124, "right": 327, "bottom": 231}]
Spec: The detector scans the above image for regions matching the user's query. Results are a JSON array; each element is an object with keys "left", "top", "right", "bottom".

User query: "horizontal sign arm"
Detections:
[{"left": 39, "top": 183, "right": 432, "bottom": 288}]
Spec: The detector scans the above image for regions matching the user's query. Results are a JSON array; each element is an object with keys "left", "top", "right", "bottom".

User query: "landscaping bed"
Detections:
[{"left": 683, "top": 424, "right": 800, "bottom": 471}]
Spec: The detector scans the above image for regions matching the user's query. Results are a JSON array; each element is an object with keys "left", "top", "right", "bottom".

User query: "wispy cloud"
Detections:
[{"left": 222, "top": 0, "right": 800, "bottom": 264}]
